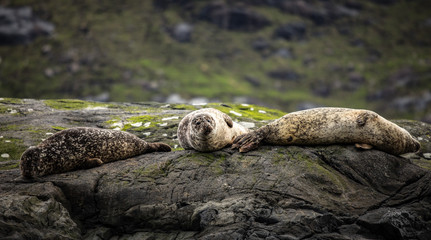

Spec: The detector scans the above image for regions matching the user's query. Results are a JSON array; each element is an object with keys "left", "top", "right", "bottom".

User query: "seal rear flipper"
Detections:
[
  {"left": 231, "top": 133, "right": 262, "bottom": 152},
  {"left": 148, "top": 142, "right": 172, "bottom": 152},
  {"left": 82, "top": 158, "right": 104, "bottom": 169},
  {"left": 355, "top": 143, "right": 373, "bottom": 150}
]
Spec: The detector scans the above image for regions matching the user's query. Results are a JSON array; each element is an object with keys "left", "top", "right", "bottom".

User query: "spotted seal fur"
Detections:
[
  {"left": 20, "top": 127, "right": 171, "bottom": 178},
  {"left": 232, "top": 107, "right": 420, "bottom": 155},
  {"left": 177, "top": 108, "right": 249, "bottom": 152}
]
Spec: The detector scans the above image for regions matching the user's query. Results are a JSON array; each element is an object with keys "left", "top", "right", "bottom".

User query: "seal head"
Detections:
[
  {"left": 178, "top": 108, "right": 249, "bottom": 152},
  {"left": 191, "top": 113, "right": 216, "bottom": 137}
]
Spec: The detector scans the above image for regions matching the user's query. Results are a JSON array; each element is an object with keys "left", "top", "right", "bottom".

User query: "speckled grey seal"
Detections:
[
  {"left": 177, "top": 108, "right": 249, "bottom": 152},
  {"left": 232, "top": 107, "right": 420, "bottom": 155},
  {"left": 20, "top": 127, "right": 171, "bottom": 178}
]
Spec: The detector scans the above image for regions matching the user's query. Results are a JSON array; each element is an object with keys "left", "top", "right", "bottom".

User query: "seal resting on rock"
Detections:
[
  {"left": 20, "top": 127, "right": 171, "bottom": 178},
  {"left": 232, "top": 107, "right": 420, "bottom": 155},
  {"left": 177, "top": 108, "right": 249, "bottom": 152}
]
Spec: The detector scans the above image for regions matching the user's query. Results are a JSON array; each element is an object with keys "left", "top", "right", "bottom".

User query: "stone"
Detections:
[
  {"left": 171, "top": 22, "right": 193, "bottom": 43},
  {"left": 267, "top": 69, "right": 300, "bottom": 81},
  {"left": 0, "top": 98, "right": 430, "bottom": 239},
  {"left": 274, "top": 22, "right": 307, "bottom": 41},
  {"left": 199, "top": 2, "right": 270, "bottom": 31}
]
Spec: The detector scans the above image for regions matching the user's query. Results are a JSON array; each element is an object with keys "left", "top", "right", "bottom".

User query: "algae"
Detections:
[
  {"left": 44, "top": 99, "right": 112, "bottom": 110},
  {"left": 0, "top": 138, "right": 26, "bottom": 161}
]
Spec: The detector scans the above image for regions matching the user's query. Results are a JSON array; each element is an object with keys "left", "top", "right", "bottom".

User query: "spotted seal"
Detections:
[
  {"left": 232, "top": 107, "right": 420, "bottom": 155},
  {"left": 177, "top": 108, "right": 249, "bottom": 152},
  {"left": 20, "top": 127, "right": 171, "bottom": 178}
]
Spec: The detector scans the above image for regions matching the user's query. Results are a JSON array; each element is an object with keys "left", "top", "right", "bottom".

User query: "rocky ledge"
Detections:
[{"left": 1, "top": 98, "right": 431, "bottom": 240}]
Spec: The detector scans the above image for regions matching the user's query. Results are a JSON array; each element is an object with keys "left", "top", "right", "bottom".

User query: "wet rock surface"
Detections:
[{"left": 1, "top": 98, "right": 431, "bottom": 239}]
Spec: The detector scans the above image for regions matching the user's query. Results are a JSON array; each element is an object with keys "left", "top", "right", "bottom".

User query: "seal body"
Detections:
[
  {"left": 20, "top": 127, "right": 171, "bottom": 178},
  {"left": 177, "top": 108, "right": 249, "bottom": 152},
  {"left": 232, "top": 107, "right": 420, "bottom": 155}
]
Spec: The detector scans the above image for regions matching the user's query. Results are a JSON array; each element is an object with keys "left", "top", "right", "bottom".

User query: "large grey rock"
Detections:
[{"left": 1, "top": 98, "right": 430, "bottom": 239}]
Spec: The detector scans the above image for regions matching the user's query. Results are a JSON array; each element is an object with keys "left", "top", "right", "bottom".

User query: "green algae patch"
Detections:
[
  {"left": 51, "top": 126, "right": 68, "bottom": 131},
  {"left": 132, "top": 160, "right": 172, "bottom": 179},
  {"left": 107, "top": 114, "right": 181, "bottom": 131},
  {"left": 0, "top": 98, "right": 23, "bottom": 114},
  {"left": 169, "top": 104, "right": 198, "bottom": 111},
  {"left": 207, "top": 103, "right": 286, "bottom": 122},
  {"left": 44, "top": 99, "right": 113, "bottom": 110},
  {"left": 0, "top": 138, "right": 27, "bottom": 162},
  {"left": 0, "top": 98, "right": 23, "bottom": 104},
  {"left": 184, "top": 152, "right": 227, "bottom": 175},
  {"left": 413, "top": 159, "right": 431, "bottom": 171},
  {"left": 0, "top": 162, "right": 19, "bottom": 171}
]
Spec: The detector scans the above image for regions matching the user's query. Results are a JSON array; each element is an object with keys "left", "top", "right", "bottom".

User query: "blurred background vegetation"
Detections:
[{"left": 0, "top": 0, "right": 430, "bottom": 121}]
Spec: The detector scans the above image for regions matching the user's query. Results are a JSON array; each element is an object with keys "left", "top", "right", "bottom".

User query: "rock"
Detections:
[
  {"left": 310, "top": 80, "right": 332, "bottom": 97},
  {"left": 274, "top": 48, "right": 294, "bottom": 59},
  {"left": 0, "top": 6, "right": 55, "bottom": 45},
  {"left": 171, "top": 22, "right": 193, "bottom": 43},
  {"left": 273, "top": 22, "right": 306, "bottom": 41},
  {"left": 370, "top": 0, "right": 398, "bottom": 5},
  {"left": 278, "top": 1, "right": 359, "bottom": 25},
  {"left": 0, "top": 98, "right": 431, "bottom": 239},
  {"left": 244, "top": 75, "right": 261, "bottom": 87},
  {"left": 267, "top": 69, "right": 300, "bottom": 81},
  {"left": 343, "top": 72, "right": 366, "bottom": 91},
  {"left": 199, "top": 2, "right": 270, "bottom": 31},
  {"left": 251, "top": 38, "right": 271, "bottom": 52},
  {"left": 358, "top": 208, "right": 429, "bottom": 240}
]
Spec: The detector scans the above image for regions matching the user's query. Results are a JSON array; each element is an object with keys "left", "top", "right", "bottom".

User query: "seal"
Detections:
[
  {"left": 20, "top": 127, "right": 171, "bottom": 178},
  {"left": 177, "top": 108, "right": 249, "bottom": 152},
  {"left": 232, "top": 107, "right": 420, "bottom": 155}
]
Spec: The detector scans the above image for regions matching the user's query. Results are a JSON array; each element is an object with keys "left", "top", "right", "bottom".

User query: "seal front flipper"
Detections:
[
  {"left": 355, "top": 143, "right": 373, "bottom": 150},
  {"left": 82, "top": 158, "right": 104, "bottom": 169},
  {"left": 232, "top": 125, "right": 271, "bottom": 152},
  {"left": 223, "top": 113, "right": 233, "bottom": 128},
  {"left": 147, "top": 142, "right": 172, "bottom": 152}
]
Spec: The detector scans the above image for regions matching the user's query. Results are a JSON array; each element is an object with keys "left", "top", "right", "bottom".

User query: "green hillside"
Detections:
[{"left": 1, "top": 0, "right": 430, "bottom": 120}]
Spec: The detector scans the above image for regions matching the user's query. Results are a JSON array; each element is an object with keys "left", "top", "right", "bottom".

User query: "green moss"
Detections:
[
  {"left": 185, "top": 152, "right": 227, "bottom": 175},
  {"left": 44, "top": 99, "right": 112, "bottom": 110},
  {"left": 0, "top": 163, "right": 20, "bottom": 171},
  {"left": 170, "top": 104, "right": 198, "bottom": 111},
  {"left": 0, "top": 106, "right": 8, "bottom": 114},
  {"left": 132, "top": 160, "right": 172, "bottom": 179},
  {"left": 0, "top": 98, "right": 23, "bottom": 104},
  {"left": 0, "top": 98, "right": 23, "bottom": 114},
  {"left": 413, "top": 159, "right": 431, "bottom": 171},
  {"left": 51, "top": 126, "right": 67, "bottom": 131},
  {"left": 0, "top": 124, "right": 20, "bottom": 131},
  {"left": 207, "top": 103, "right": 286, "bottom": 121},
  {"left": 0, "top": 138, "right": 27, "bottom": 162}
]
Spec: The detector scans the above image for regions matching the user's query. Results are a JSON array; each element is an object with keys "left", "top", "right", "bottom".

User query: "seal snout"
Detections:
[{"left": 192, "top": 114, "right": 215, "bottom": 135}]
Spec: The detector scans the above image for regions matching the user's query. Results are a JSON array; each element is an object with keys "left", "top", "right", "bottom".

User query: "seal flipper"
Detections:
[
  {"left": 223, "top": 113, "right": 233, "bottom": 128},
  {"left": 232, "top": 125, "right": 270, "bottom": 152},
  {"left": 148, "top": 142, "right": 172, "bottom": 152},
  {"left": 232, "top": 132, "right": 262, "bottom": 152},
  {"left": 355, "top": 143, "right": 373, "bottom": 150},
  {"left": 82, "top": 158, "right": 104, "bottom": 169}
]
